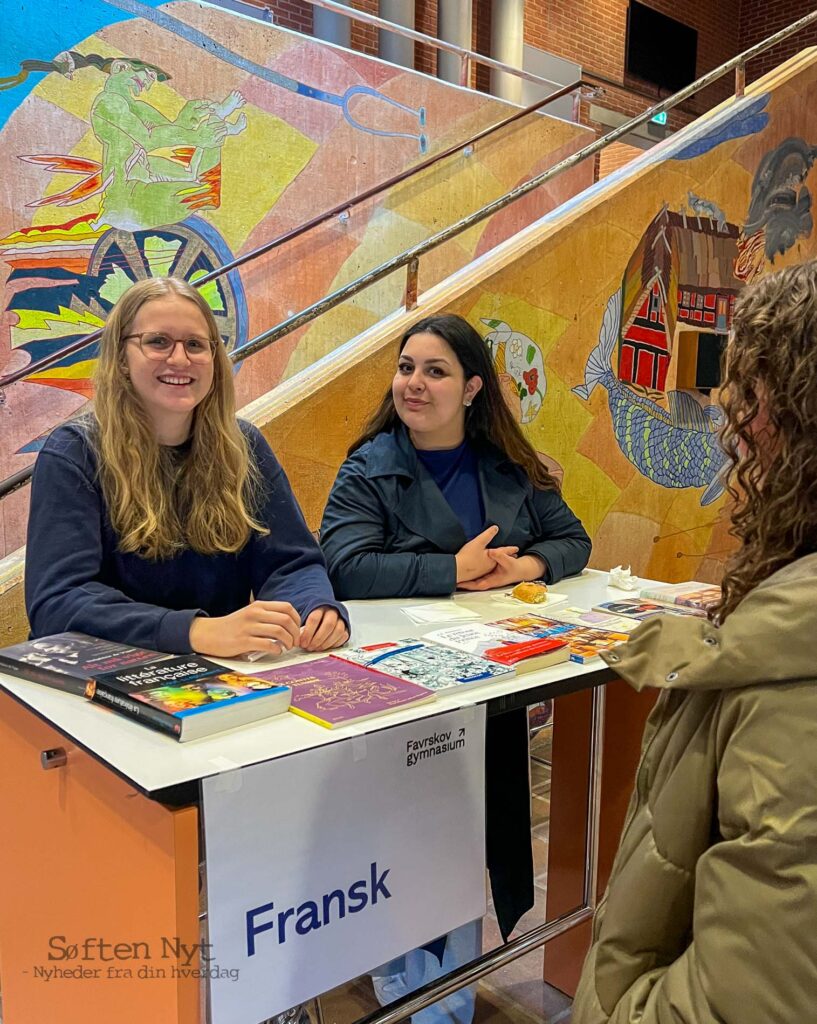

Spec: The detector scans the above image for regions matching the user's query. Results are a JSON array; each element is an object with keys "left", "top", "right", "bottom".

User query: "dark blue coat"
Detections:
[
  {"left": 321, "top": 425, "right": 590, "bottom": 940},
  {"left": 26, "top": 421, "right": 347, "bottom": 653},
  {"left": 320, "top": 426, "right": 591, "bottom": 599}
]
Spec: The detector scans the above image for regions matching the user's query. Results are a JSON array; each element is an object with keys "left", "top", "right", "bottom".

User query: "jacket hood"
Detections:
[{"left": 603, "top": 553, "right": 817, "bottom": 693}]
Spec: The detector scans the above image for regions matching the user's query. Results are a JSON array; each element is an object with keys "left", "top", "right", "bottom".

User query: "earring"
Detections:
[{"left": 464, "top": 399, "right": 472, "bottom": 407}]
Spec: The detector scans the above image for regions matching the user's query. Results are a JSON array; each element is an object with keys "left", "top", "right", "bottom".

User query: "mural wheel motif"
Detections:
[{"left": 80, "top": 216, "right": 248, "bottom": 354}]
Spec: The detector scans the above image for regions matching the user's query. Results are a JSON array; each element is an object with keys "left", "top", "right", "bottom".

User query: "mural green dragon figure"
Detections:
[{"left": 20, "top": 52, "right": 246, "bottom": 230}]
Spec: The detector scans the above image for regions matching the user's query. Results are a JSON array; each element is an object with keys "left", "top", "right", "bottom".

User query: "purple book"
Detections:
[{"left": 250, "top": 658, "right": 436, "bottom": 728}]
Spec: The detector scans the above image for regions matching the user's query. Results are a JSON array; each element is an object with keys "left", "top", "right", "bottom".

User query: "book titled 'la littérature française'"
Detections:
[{"left": 0, "top": 634, "right": 290, "bottom": 741}]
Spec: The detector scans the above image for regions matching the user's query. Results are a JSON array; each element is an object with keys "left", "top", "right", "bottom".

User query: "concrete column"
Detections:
[
  {"left": 491, "top": 0, "right": 524, "bottom": 103},
  {"left": 314, "top": 0, "right": 352, "bottom": 48},
  {"left": 437, "top": 0, "right": 472, "bottom": 85},
  {"left": 379, "top": 0, "right": 415, "bottom": 68}
]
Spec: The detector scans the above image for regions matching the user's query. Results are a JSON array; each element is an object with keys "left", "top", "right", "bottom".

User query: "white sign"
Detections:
[{"left": 202, "top": 707, "right": 487, "bottom": 1023}]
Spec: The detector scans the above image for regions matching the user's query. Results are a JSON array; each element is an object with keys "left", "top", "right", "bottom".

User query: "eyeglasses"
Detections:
[{"left": 124, "top": 331, "right": 216, "bottom": 363}]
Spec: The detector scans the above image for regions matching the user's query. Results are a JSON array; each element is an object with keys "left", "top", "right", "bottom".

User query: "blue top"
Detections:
[
  {"left": 415, "top": 440, "right": 485, "bottom": 540},
  {"left": 320, "top": 426, "right": 592, "bottom": 600},
  {"left": 25, "top": 420, "right": 348, "bottom": 654}
]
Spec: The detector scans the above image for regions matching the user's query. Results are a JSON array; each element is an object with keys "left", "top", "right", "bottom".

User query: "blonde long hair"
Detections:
[
  {"left": 715, "top": 261, "right": 817, "bottom": 621},
  {"left": 91, "top": 277, "right": 264, "bottom": 560}
]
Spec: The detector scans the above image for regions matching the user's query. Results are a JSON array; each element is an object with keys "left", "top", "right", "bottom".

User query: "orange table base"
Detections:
[
  {"left": 0, "top": 690, "right": 201, "bottom": 1024},
  {"left": 543, "top": 681, "right": 657, "bottom": 996}
]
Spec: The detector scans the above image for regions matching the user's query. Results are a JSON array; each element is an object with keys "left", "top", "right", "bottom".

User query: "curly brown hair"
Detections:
[{"left": 715, "top": 261, "right": 817, "bottom": 621}]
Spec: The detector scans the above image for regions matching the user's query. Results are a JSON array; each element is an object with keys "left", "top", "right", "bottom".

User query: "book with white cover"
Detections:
[
  {"left": 334, "top": 638, "right": 514, "bottom": 692},
  {"left": 424, "top": 623, "right": 539, "bottom": 659},
  {"left": 423, "top": 623, "right": 570, "bottom": 673}
]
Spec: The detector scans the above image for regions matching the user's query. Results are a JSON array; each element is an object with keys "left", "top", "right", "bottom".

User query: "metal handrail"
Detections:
[
  {"left": 2, "top": 8, "right": 817, "bottom": 503},
  {"left": 220, "top": 5, "right": 817, "bottom": 367},
  {"left": 0, "top": 79, "right": 590, "bottom": 396}
]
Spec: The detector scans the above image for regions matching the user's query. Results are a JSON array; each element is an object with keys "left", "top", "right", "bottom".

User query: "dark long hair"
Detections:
[
  {"left": 350, "top": 314, "right": 559, "bottom": 491},
  {"left": 714, "top": 261, "right": 817, "bottom": 621}
]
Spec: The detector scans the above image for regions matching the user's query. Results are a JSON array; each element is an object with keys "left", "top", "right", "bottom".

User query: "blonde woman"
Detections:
[{"left": 26, "top": 277, "right": 348, "bottom": 658}]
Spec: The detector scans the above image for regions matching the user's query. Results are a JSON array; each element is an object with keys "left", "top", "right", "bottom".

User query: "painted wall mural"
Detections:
[
  {"left": 0, "top": 0, "right": 593, "bottom": 556},
  {"left": 246, "top": 50, "right": 817, "bottom": 590},
  {"left": 574, "top": 286, "right": 728, "bottom": 507},
  {"left": 468, "top": 66, "right": 817, "bottom": 582},
  {"left": 4, "top": 48, "right": 817, "bottom": 632},
  {"left": 484, "top": 318, "right": 564, "bottom": 485}
]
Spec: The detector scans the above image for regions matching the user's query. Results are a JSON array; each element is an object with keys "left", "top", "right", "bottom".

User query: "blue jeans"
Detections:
[{"left": 370, "top": 919, "right": 482, "bottom": 1024}]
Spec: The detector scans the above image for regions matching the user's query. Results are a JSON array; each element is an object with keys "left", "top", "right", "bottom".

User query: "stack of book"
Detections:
[
  {"left": 637, "top": 582, "right": 721, "bottom": 616},
  {"left": 0, "top": 633, "right": 291, "bottom": 741}
]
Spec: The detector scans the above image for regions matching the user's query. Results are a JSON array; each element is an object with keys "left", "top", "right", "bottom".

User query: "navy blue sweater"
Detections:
[
  {"left": 415, "top": 440, "right": 485, "bottom": 540},
  {"left": 25, "top": 421, "right": 347, "bottom": 653}
]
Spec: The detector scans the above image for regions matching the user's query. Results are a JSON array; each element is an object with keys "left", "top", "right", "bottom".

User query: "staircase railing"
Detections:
[
  {"left": 2, "top": 7, "right": 817, "bottom": 504},
  {"left": 0, "top": 78, "right": 592, "bottom": 397},
  {"left": 207, "top": 5, "right": 817, "bottom": 368}
]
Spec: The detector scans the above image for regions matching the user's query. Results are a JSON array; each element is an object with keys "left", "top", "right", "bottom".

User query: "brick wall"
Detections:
[
  {"left": 266, "top": 0, "right": 312, "bottom": 34},
  {"left": 259, "top": 1, "right": 815, "bottom": 130},
  {"left": 474, "top": 0, "right": 492, "bottom": 93},
  {"left": 263, "top": 0, "right": 378, "bottom": 54},
  {"left": 525, "top": 0, "right": 742, "bottom": 129},
  {"left": 414, "top": 0, "right": 438, "bottom": 76},
  {"left": 598, "top": 140, "right": 643, "bottom": 178},
  {"left": 739, "top": 0, "right": 817, "bottom": 82},
  {"left": 349, "top": 0, "right": 379, "bottom": 57}
]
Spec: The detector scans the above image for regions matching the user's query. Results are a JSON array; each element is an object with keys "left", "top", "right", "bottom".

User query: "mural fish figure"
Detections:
[
  {"left": 573, "top": 290, "right": 728, "bottom": 506},
  {"left": 481, "top": 318, "right": 546, "bottom": 424}
]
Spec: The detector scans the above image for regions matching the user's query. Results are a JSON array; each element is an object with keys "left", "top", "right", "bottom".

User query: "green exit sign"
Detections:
[{"left": 651, "top": 111, "right": 668, "bottom": 125}]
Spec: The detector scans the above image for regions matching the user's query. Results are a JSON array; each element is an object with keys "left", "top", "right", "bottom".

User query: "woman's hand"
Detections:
[
  {"left": 455, "top": 525, "right": 519, "bottom": 583},
  {"left": 189, "top": 600, "right": 301, "bottom": 658},
  {"left": 299, "top": 607, "right": 350, "bottom": 652},
  {"left": 458, "top": 552, "right": 546, "bottom": 592}
]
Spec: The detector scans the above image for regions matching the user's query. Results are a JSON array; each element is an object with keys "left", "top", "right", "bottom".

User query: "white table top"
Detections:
[{"left": 0, "top": 569, "right": 636, "bottom": 795}]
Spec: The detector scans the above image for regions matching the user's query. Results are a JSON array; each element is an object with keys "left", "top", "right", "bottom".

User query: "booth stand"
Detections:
[
  {"left": 0, "top": 572, "right": 653, "bottom": 1023},
  {"left": 0, "top": 689, "right": 200, "bottom": 1023}
]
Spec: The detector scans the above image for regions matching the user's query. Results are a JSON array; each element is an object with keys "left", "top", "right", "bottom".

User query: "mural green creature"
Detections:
[{"left": 22, "top": 51, "right": 247, "bottom": 229}]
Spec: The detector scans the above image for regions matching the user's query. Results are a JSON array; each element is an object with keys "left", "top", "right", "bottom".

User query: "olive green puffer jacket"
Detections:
[{"left": 573, "top": 553, "right": 817, "bottom": 1024}]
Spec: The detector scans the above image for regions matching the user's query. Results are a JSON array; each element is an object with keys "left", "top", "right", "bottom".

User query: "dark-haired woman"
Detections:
[
  {"left": 320, "top": 313, "right": 591, "bottom": 1023},
  {"left": 320, "top": 313, "right": 590, "bottom": 598},
  {"left": 573, "top": 262, "right": 817, "bottom": 1022}
]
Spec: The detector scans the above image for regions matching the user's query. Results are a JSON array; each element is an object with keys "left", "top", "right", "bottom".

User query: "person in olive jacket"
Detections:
[
  {"left": 573, "top": 262, "right": 817, "bottom": 1023},
  {"left": 321, "top": 313, "right": 591, "bottom": 1024}
]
